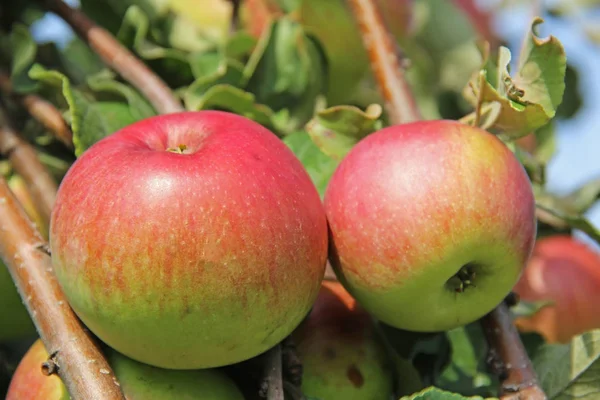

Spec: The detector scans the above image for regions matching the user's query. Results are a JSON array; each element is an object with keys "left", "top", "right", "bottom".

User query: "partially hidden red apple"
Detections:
[
  {"left": 513, "top": 235, "right": 600, "bottom": 343},
  {"left": 49, "top": 110, "right": 328, "bottom": 369},
  {"left": 6, "top": 339, "right": 245, "bottom": 399},
  {"left": 324, "top": 120, "right": 537, "bottom": 332},
  {"left": 291, "top": 280, "right": 395, "bottom": 400}
]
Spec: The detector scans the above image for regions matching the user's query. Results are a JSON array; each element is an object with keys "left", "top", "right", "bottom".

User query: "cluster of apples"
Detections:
[{"left": 3, "top": 109, "right": 598, "bottom": 399}]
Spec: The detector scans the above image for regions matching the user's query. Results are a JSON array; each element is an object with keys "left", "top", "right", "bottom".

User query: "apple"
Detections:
[
  {"left": 49, "top": 110, "right": 328, "bottom": 369},
  {"left": 324, "top": 120, "right": 537, "bottom": 332},
  {"left": 513, "top": 235, "right": 600, "bottom": 343},
  {"left": 291, "top": 280, "right": 395, "bottom": 400},
  {"left": 6, "top": 339, "right": 245, "bottom": 399}
]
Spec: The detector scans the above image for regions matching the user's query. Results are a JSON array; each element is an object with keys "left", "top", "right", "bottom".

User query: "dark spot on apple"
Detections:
[
  {"left": 323, "top": 347, "right": 336, "bottom": 360},
  {"left": 252, "top": 153, "right": 262, "bottom": 161},
  {"left": 446, "top": 262, "right": 482, "bottom": 293},
  {"left": 346, "top": 364, "right": 364, "bottom": 388}
]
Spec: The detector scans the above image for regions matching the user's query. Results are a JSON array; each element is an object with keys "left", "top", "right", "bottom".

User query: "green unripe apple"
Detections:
[{"left": 6, "top": 339, "right": 245, "bottom": 399}]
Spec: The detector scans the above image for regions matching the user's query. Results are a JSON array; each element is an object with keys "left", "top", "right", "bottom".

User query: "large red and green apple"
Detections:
[
  {"left": 291, "top": 280, "right": 396, "bottom": 400},
  {"left": 49, "top": 110, "right": 328, "bottom": 369},
  {"left": 324, "top": 120, "right": 537, "bottom": 332},
  {"left": 6, "top": 339, "right": 245, "bottom": 399},
  {"left": 513, "top": 235, "right": 600, "bottom": 343}
]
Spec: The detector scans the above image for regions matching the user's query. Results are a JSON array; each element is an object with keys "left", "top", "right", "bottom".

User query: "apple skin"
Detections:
[
  {"left": 324, "top": 120, "right": 537, "bottom": 332},
  {"left": 513, "top": 235, "right": 600, "bottom": 343},
  {"left": 49, "top": 110, "right": 328, "bottom": 369},
  {"left": 6, "top": 339, "right": 245, "bottom": 400},
  {"left": 291, "top": 280, "right": 395, "bottom": 400}
]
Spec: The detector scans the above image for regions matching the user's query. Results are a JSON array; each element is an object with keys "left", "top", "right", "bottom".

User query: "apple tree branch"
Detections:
[
  {"left": 346, "top": 0, "right": 421, "bottom": 125},
  {"left": 0, "top": 108, "right": 58, "bottom": 233},
  {"left": 0, "top": 176, "right": 126, "bottom": 400},
  {"left": 39, "top": 0, "right": 184, "bottom": 115},
  {"left": 0, "top": 70, "right": 73, "bottom": 148}
]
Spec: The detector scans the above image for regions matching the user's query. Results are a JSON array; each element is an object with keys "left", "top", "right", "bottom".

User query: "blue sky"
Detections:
[{"left": 27, "top": 1, "right": 600, "bottom": 245}]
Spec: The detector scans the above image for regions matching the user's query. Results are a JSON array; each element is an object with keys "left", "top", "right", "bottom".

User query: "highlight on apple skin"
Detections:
[
  {"left": 324, "top": 119, "right": 537, "bottom": 333},
  {"left": 291, "top": 280, "right": 395, "bottom": 400},
  {"left": 513, "top": 235, "right": 600, "bottom": 343},
  {"left": 49, "top": 110, "right": 329, "bottom": 370},
  {"left": 6, "top": 339, "right": 245, "bottom": 400}
]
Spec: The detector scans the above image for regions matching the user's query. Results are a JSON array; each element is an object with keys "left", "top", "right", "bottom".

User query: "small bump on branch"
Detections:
[
  {"left": 346, "top": 0, "right": 421, "bottom": 125},
  {"left": 0, "top": 70, "right": 73, "bottom": 148},
  {"left": 0, "top": 176, "right": 126, "bottom": 400},
  {"left": 481, "top": 299, "right": 547, "bottom": 400},
  {"left": 39, "top": 0, "right": 184, "bottom": 115},
  {"left": 0, "top": 108, "right": 58, "bottom": 232}
]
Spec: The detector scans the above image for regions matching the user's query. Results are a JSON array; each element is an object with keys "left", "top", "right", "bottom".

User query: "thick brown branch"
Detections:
[
  {"left": 0, "top": 177, "right": 126, "bottom": 400},
  {"left": 0, "top": 71, "right": 73, "bottom": 148},
  {"left": 481, "top": 300, "right": 547, "bottom": 400},
  {"left": 0, "top": 111, "right": 58, "bottom": 234},
  {"left": 40, "top": 0, "right": 184, "bottom": 115},
  {"left": 346, "top": 0, "right": 420, "bottom": 125}
]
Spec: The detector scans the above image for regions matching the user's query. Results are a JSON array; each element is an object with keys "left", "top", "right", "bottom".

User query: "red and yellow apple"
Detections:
[
  {"left": 292, "top": 281, "right": 395, "bottom": 400},
  {"left": 513, "top": 235, "right": 600, "bottom": 343},
  {"left": 6, "top": 339, "right": 245, "bottom": 399},
  {"left": 49, "top": 111, "right": 328, "bottom": 369},
  {"left": 324, "top": 120, "right": 537, "bottom": 332}
]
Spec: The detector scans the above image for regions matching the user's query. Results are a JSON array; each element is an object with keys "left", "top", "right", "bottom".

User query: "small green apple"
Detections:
[
  {"left": 292, "top": 281, "right": 396, "bottom": 400},
  {"left": 325, "top": 120, "right": 537, "bottom": 332},
  {"left": 6, "top": 339, "right": 245, "bottom": 400}
]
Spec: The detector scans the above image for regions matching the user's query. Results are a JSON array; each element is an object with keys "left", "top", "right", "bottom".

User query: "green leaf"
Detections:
[
  {"left": 117, "top": 5, "right": 195, "bottom": 88},
  {"left": 533, "top": 330, "right": 600, "bottom": 399},
  {"left": 511, "top": 300, "right": 554, "bottom": 318},
  {"left": 86, "top": 71, "right": 156, "bottom": 120},
  {"left": 532, "top": 121, "right": 557, "bottom": 164},
  {"left": 58, "top": 38, "right": 106, "bottom": 85},
  {"left": 282, "top": 131, "right": 339, "bottom": 197},
  {"left": 534, "top": 186, "right": 600, "bottom": 243},
  {"left": 188, "top": 84, "right": 277, "bottom": 131},
  {"left": 560, "top": 179, "right": 600, "bottom": 215},
  {"left": 400, "top": 386, "right": 498, "bottom": 400},
  {"left": 28, "top": 65, "right": 145, "bottom": 156},
  {"left": 435, "top": 324, "right": 498, "bottom": 397},
  {"left": 462, "top": 18, "right": 567, "bottom": 139},
  {"left": 244, "top": 18, "right": 328, "bottom": 131},
  {"left": 9, "top": 23, "right": 38, "bottom": 93},
  {"left": 305, "top": 104, "right": 383, "bottom": 161}
]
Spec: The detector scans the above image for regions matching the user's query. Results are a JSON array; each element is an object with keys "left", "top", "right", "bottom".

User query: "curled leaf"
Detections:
[
  {"left": 305, "top": 104, "right": 383, "bottom": 161},
  {"left": 462, "top": 18, "right": 566, "bottom": 139}
]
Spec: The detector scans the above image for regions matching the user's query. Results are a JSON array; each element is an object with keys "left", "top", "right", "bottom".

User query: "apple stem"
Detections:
[
  {"left": 0, "top": 177, "right": 126, "bottom": 400},
  {"left": 38, "top": 0, "right": 184, "bottom": 115},
  {"left": 0, "top": 71, "right": 73, "bottom": 149},
  {"left": 346, "top": 0, "right": 421, "bottom": 125},
  {"left": 0, "top": 108, "right": 58, "bottom": 234},
  {"left": 481, "top": 297, "right": 547, "bottom": 400}
]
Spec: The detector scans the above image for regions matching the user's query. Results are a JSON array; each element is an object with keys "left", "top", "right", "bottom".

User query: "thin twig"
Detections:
[
  {"left": 40, "top": 0, "right": 184, "bottom": 115},
  {"left": 346, "top": 0, "right": 421, "bottom": 125},
  {"left": 0, "top": 71, "right": 73, "bottom": 148},
  {"left": 481, "top": 300, "right": 547, "bottom": 400},
  {"left": 261, "top": 344, "right": 284, "bottom": 400},
  {"left": 0, "top": 109, "right": 58, "bottom": 234},
  {"left": 0, "top": 177, "right": 126, "bottom": 400}
]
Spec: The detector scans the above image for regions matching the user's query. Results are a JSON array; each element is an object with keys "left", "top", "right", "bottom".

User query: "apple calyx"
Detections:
[
  {"left": 447, "top": 263, "right": 478, "bottom": 293},
  {"left": 166, "top": 144, "right": 189, "bottom": 154}
]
